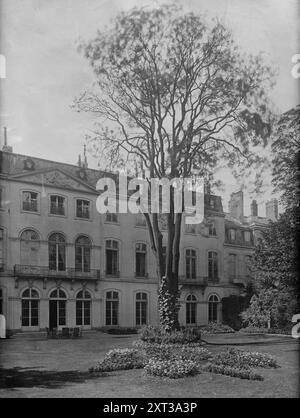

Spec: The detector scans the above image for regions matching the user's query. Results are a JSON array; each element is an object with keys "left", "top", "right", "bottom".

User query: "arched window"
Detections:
[
  {"left": 106, "top": 240, "right": 119, "bottom": 276},
  {"left": 186, "top": 294, "right": 197, "bottom": 325},
  {"left": 186, "top": 249, "right": 196, "bottom": 279},
  {"left": 136, "top": 292, "right": 147, "bottom": 326},
  {"left": 49, "top": 289, "right": 67, "bottom": 328},
  {"left": 105, "top": 291, "right": 119, "bottom": 325},
  {"left": 208, "top": 251, "right": 218, "bottom": 281},
  {"left": 75, "top": 236, "right": 91, "bottom": 272},
  {"left": 21, "top": 288, "right": 39, "bottom": 327},
  {"left": 135, "top": 243, "right": 147, "bottom": 278},
  {"left": 20, "top": 229, "right": 40, "bottom": 265},
  {"left": 48, "top": 233, "right": 66, "bottom": 271},
  {"left": 76, "top": 290, "right": 91, "bottom": 326},
  {"left": 208, "top": 294, "right": 219, "bottom": 322}
]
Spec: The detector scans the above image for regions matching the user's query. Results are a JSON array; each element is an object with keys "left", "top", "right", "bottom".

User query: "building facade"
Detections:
[{"left": 0, "top": 148, "right": 275, "bottom": 333}]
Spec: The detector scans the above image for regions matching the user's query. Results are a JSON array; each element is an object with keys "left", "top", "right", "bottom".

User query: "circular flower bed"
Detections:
[{"left": 145, "top": 359, "right": 199, "bottom": 379}]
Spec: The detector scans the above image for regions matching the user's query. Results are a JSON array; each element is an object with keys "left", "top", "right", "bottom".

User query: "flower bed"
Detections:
[
  {"left": 212, "top": 348, "right": 278, "bottom": 370},
  {"left": 89, "top": 348, "right": 145, "bottom": 373},
  {"left": 202, "top": 363, "right": 264, "bottom": 381},
  {"left": 141, "top": 342, "right": 211, "bottom": 362},
  {"left": 145, "top": 359, "right": 199, "bottom": 379}
]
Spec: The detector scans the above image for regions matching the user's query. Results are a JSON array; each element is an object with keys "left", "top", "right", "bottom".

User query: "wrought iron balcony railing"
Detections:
[{"left": 14, "top": 265, "right": 100, "bottom": 280}]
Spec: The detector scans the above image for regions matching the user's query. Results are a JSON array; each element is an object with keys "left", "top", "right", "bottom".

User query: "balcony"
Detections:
[
  {"left": 179, "top": 276, "right": 208, "bottom": 286},
  {"left": 14, "top": 265, "right": 100, "bottom": 280}
]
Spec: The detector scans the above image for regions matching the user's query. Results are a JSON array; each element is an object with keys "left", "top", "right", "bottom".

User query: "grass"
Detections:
[{"left": 0, "top": 332, "right": 298, "bottom": 398}]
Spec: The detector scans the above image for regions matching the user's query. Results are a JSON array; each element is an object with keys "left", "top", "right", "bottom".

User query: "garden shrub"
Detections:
[
  {"left": 200, "top": 322, "right": 235, "bottom": 334},
  {"left": 140, "top": 325, "right": 201, "bottom": 344},
  {"left": 202, "top": 363, "right": 264, "bottom": 381},
  {"left": 213, "top": 348, "right": 278, "bottom": 369},
  {"left": 89, "top": 348, "right": 145, "bottom": 373},
  {"left": 145, "top": 359, "right": 199, "bottom": 379}
]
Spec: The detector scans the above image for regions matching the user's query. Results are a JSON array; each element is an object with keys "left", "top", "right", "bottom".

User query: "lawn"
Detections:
[{"left": 0, "top": 332, "right": 298, "bottom": 398}]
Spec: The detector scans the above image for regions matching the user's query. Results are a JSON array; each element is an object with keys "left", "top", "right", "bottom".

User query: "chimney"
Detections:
[
  {"left": 2, "top": 127, "right": 13, "bottom": 152},
  {"left": 266, "top": 199, "right": 278, "bottom": 221},
  {"left": 250, "top": 200, "right": 258, "bottom": 217},
  {"left": 77, "top": 154, "right": 82, "bottom": 167},
  {"left": 228, "top": 190, "right": 244, "bottom": 223},
  {"left": 82, "top": 144, "right": 88, "bottom": 169}
]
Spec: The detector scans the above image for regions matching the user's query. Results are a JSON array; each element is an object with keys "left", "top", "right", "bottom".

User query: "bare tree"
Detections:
[{"left": 74, "top": 5, "right": 275, "bottom": 331}]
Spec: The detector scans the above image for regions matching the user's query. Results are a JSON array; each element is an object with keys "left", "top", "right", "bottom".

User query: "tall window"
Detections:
[
  {"left": 185, "top": 224, "right": 196, "bottom": 234},
  {"left": 244, "top": 230, "right": 251, "bottom": 243},
  {"left": 186, "top": 294, "right": 197, "bottom": 325},
  {"left": 208, "top": 251, "right": 218, "bottom": 281},
  {"left": 245, "top": 255, "right": 252, "bottom": 277},
  {"left": 208, "top": 294, "right": 219, "bottom": 322},
  {"left": 106, "top": 212, "right": 118, "bottom": 223},
  {"left": 229, "top": 229, "right": 236, "bottom": 241},
  {"left": 136, "top": 292, "right": 147, "bottom": 326},
  {"left": 76, "top": 290, "right": 91, "bottom": 326},
  {"left": 21, "top": 288, "right": 39, "bottom": 327},
  {"left": 106, "top": 291, "right": 119, "bottom": 325},
  {"left": 76, "top": 199, "right": 90, "bottom": 219},
  {"left": 135, "top": 243, "right": 147, "bottom": 277},
  {"left": 20, "top": 229, "right": 40, "bottom": 265},
  {"left": 106, "top": 240, "right": 119, "bottom": 275},
  {"left": 50, "top": 195, "right": 65, "bottom": 216},
  {"left": 75, "top": 236, "right": 91, "bottom": 272},
  {"left": 49, "top": 233, "right": 66, "bottom": 271},
  {"left": 22, "top": 191, "right": 38, "bottom": 212},
  {"left": 49, "top": 289, "right": 67, "bottom": 326},
  {"left": 186, "top": 249, "right": 196, "bottom": 279},
  {"left": 0, "top": 288, "right": 3, "bottom": 314},
  {"left": 229, "top": 253, "right": 237, "bottom": 279},
  {"left": 208, "top": 222, "right": 217, "bottom": 236},
  {"left": 0, "top": 229, "right": 4, "bottom": 269}
]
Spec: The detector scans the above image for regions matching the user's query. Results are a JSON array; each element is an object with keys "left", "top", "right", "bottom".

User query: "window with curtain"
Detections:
[
  {"left": 20, "top": 229, "right": 40, "bottom": 265},
  {"left": 76, "top": 290, "right": 91, "bottom": 325}
]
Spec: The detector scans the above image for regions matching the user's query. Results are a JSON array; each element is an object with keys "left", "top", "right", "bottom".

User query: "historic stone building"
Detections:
[{"left": 0, "top": 144, "right": 277, "bottom": 333}]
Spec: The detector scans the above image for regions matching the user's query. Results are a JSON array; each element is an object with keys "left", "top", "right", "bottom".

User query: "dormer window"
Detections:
[
  {"left": 22, "top": 191, "right": 38, "bottom": 212},
  {"left": 50, "top": 195, "right": 65, "bottom": 216}
]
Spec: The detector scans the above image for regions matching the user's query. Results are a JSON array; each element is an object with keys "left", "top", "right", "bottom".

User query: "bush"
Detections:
[
  {"left": 89, "top": 348, "right": 145, "bottom": 373},
  {"left": 213, "top": 348, "right": 278, "bottom": 369},
  {"left": 140, "top": 325, "right": 201, "bottom": 344},
  {"left": 202, "top": 363, "right": 264, "bottom": 381},
  {"left": 145, "top": 359, "right": 199, "bottom": 379},
  {"left": 200, "top": 322, "right": 235, "bottom": 334}
]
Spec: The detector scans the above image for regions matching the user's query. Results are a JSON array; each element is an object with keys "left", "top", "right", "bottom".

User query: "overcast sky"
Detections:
[{"left": 0, "top": 0, "right": 299, "bottom": 214}]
